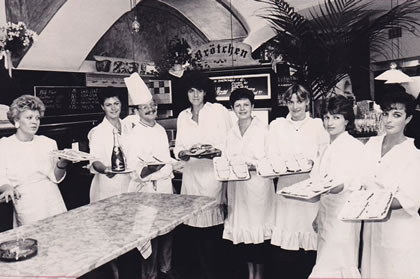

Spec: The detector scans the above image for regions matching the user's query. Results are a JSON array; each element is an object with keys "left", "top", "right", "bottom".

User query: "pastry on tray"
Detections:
[
  {"left": 51, "top": 149, "right": 93, "bottom": 162},
  {"left": 186, "top": 144, "right": 222, "bottom": 159},
  {"left": 214, "top": 158, "right": 231, "bottom": 180},
  {"left": 231, "top": 164, "right": 249, "bottom": 179},
  {"left": 213, "top": 157, "right": 249, "bottom": 181}
]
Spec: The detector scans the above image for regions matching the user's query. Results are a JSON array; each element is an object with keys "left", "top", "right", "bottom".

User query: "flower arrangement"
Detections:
[
  {"left": 0, "top": 21, "right": 37, "bottom": 53},
  {"left": 165, "top": 37, "right": 192, "bottom": 67}
]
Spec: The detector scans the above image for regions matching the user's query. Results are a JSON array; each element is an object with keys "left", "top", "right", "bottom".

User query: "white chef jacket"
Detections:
[
  {"left": 309, "top": 131, "right": 365, "bottom": 279},
  {"left": 0, "top": 135, "right": 67, "bottom": 226},
  {"left": 361, "top": 135, "right": 420, "bottom": 279},
  {"left": 125, "top": 120, "right": 173, "bottom": 194},
  {"left": 174, "top": 102, "right": 232, "bottom": 227},
  {"left": 222, "top": 117, "right": 275, "bottom": 244},
  {"left": 268, "top": 113, "right": 329, "bottom": 250},
  {"left": 88, "top": 117, "right": 131, "bottom": 202}
]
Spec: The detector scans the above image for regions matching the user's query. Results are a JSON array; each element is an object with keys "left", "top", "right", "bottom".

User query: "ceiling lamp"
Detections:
[
  {"left": 375, "top": 62, "right": 412, "bottom": 84},
  {"left": 132, "top": 16, "right": 140, "bottom": 33},
  {"left": 130, "top": 0, "right": 140, "bottom": 33}
]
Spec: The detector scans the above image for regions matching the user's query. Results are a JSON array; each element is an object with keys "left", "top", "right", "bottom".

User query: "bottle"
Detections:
[{"left": 111, "top": 129, "right": 126, "bottom": 172}]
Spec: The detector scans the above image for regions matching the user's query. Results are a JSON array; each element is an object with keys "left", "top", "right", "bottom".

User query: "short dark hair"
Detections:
[
  {"left": 322, "top": 95, "right": 355, "bottom": 130},
  {"left": 98, "top": 87, "right": 122, "bottom": 105},
  {"left": 380, "top": 91, "right": 416, "bottom": 118},
  {"left": 181, "top": 72, "right": 216, "bottom": 104},
  {"left": 284, "top": 83, "right": 310, "bottom": 102},
  {"left": 229, "top": 88, "right": 255, "bottom": 107}
]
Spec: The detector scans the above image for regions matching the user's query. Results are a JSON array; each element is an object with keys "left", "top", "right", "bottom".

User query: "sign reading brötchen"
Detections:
[{"left": 191, "top": 40, "right": 259, "bottom": 68}]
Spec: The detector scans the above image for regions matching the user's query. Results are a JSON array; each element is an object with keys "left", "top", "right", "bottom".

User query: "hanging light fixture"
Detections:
[
  {"left": 130, "top": 0, "right": 140, "bottom": 33},
  {"left": 375, "top": 62, "right": 412, "bottom": 84},
  {"left": 374, "top": 0, "right": 412, "bottom": 84},
  {"left": 132, "top": 16, "right": 140, "bottom": 33}
]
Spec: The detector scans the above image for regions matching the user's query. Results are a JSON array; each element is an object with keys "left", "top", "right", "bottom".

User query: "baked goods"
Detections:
[
  {"left": 231, "top": 164, "right": 249, "bottom": 179},
  {"left": 214, "top": 158, "right": 231, "bottom": 180},
  {"left": 186, "top": 144, "right": 222, "bottom": 159},
  {"left": 213, "top": 157, "right": 250, "bottom": 181},
  {"left": 51, "top": 149, "right": 93, "bottom": 162},
  {"left": 278, "top": 177, "right": 339, "bottom": 199},
  {"left": 339, "top": 190, "right": 394, "bottom": 220},
  {"left": 257, "top": 155, "right": 313, "bottom": 177}
]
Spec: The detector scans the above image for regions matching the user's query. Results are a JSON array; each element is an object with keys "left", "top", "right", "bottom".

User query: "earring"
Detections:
[{"left": 15, "top": 122, "right": 20, "bottom": 129}]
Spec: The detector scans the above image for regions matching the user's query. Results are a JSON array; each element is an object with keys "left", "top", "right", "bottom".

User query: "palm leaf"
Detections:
[{"left": 258, "top": 0, "right": 420, "bottom": 104}]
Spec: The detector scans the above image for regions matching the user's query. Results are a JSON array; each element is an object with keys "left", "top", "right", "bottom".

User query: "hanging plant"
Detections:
[
  {"left": 0, "top": 21, "right": 37, "bottom": 53},
  {"left": 0, "top": 21, "right": 37, "bottom": 75}
]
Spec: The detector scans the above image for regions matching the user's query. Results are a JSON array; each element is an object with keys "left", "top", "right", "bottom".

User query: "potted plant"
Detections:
[
  {"left": 258, "top": 0, "right": 420, "bottom": 113},
  {"left": 158, "top": 36, "right": 193, "bottom": 77}
]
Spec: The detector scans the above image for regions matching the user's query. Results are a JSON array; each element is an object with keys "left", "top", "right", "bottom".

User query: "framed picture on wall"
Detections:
[{"left": 210, "top": 73, "right": 271, "bottom": 101}]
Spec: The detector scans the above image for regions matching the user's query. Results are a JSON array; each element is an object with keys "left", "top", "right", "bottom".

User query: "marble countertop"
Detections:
[{"left": 0, "top": 192, "right": 216, "bottom": 278}]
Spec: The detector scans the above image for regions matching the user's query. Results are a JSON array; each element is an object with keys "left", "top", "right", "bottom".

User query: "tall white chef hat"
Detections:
[{"left": 124, "top": 73, "right": 153, "bottom": 105}]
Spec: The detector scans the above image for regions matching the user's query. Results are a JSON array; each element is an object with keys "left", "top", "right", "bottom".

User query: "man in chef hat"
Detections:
[{"left": 123, "top": 73, "right": 179, "bottom": 279}]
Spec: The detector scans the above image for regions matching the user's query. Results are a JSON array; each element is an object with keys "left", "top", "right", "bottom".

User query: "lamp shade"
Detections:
[{"left": 375, "top": 62, "right": 412, "bottom": 84}]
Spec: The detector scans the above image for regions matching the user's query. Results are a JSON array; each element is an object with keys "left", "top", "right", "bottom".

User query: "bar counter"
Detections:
[{"left": 0, "top": 192, "right": 216, "bottom": 278}]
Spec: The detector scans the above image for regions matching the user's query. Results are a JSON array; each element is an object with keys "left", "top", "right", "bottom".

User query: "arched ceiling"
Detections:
[{"left": 3, "top": 0, "right": 393, "bottom": 72}]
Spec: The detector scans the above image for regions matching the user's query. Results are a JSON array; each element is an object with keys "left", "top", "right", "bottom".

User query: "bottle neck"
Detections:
[{"left": 113, "top": 130, "right": 120, "bottom": 147}]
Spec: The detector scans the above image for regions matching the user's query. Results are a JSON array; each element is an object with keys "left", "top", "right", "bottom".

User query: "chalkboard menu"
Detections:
[{"left": 34, "top": 86, "right": 128, "bottom": 117}]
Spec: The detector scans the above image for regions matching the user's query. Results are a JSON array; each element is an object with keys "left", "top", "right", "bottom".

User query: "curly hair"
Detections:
[{"left": 7, "top": 95, "right": 45, "bottom": 124}]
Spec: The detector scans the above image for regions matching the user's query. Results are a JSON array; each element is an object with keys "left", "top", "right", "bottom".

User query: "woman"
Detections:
[
  {"left": 223, "top": 88, "right": 275, "bottom": 279},
  {"left": 174, "top": 72, "right": 232, "bottom": 279},
  {"left": 0, "top": 95, "right": 70, "bottom": 226},
  {"left": 361, "top": 92, "right": 420, "bottom": 279},
  {"left": 268, "top": 84, "right": 329, "bottom": 279},
  {"left": 88, "top": 89, "right": 131, "bottom": 202},
  {"left": 309, "top": 95, "right": 364, "bottom": 278}
]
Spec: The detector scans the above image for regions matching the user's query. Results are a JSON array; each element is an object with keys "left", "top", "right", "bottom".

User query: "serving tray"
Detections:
[
  {"left": 256, "top": 158, "right": 312, "bottom": 178},
  {"left": 338, "top": 190, "right": 394, "bottom": 220},
  {"left": 51, "top": 149, "right": 94, "bottom": 162},
  {"left": 278, "top": 177, "right": 340, "bottom": 200},
  {"left": 213, "top": 157, "right": 250, "bottom": 181}
]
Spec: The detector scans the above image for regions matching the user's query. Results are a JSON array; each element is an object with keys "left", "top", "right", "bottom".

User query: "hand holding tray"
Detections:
[{"left": 338, "top": 190, "right": 394, "bottom": 220}]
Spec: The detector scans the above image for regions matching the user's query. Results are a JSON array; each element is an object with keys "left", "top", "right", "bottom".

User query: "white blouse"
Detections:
[{"left": 268, "top": 112, "right": 329, "bottom": 162}]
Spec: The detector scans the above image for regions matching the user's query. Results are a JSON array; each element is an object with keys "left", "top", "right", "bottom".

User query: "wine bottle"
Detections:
[{"left": 111, "top": 129, "right": 126, "bottom": 172}]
